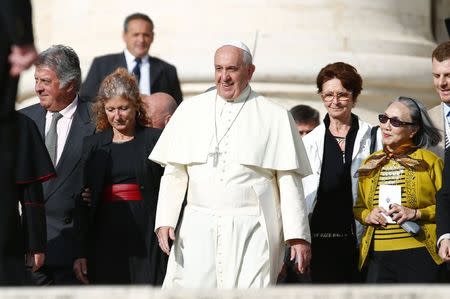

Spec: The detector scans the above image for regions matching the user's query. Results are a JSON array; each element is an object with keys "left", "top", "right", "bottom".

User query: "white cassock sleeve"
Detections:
[
  {"left": 154, "top": 163, "right": 189, "bottom": 231},
  {"left": 277, "top": 170, "right": 311, "bottom": 243}
]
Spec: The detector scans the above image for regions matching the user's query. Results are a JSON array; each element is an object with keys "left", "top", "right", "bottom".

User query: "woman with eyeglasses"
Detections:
[
  {"left": 354, "top": 97, "right": 443, "bottom": 283},
  {"left": 301, "top": 62, "right": 379, "bottom": 283}
]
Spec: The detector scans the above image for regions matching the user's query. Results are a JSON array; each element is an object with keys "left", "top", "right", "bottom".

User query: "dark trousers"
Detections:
[
  {"left": 366, "top": 247, "right": 439, "bottom": 283},
  {"left": 310, "top": 236, "right": 361, "bottom": 283},
  {"left": 30, "top": 265, "right": 80, "bottom": 285}
]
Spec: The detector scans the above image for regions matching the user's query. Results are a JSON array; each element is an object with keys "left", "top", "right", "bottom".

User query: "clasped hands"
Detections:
[{"left": 365, "top": 203, "right": 418, "bottom": 227}]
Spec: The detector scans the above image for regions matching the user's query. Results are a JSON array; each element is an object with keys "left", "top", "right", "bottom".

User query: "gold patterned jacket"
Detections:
[{"left": 354, "top": 148, "right": 443, "bottom": 270}]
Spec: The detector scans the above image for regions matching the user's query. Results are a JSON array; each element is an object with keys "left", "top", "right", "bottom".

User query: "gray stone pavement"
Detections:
[{"left": 0, "top": 285, "right": 448, "bottom": 299}]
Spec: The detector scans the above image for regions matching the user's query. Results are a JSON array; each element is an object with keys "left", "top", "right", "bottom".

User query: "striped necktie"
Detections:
[{"left": 446, "top": 112, "right": 450, "bottom": 149}]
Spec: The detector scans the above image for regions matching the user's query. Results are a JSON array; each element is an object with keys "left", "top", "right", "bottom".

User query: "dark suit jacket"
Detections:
[
  {"left": 80, "top": 52, "right": 182, "bottom": 104},
  {"left": 20, "top": 99, "right": 95, "bottom": 267},
  {"left": 74, "top": 125, "right": 166, "bottom": 284},
  {"left": 437, "top": 149, "right": 450, "bottom": 239}
]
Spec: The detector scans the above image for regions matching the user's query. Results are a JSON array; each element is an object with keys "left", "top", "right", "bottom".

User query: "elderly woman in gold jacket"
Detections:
[{"left": 354, "top": 97, "right": 443, "bottom": 283}]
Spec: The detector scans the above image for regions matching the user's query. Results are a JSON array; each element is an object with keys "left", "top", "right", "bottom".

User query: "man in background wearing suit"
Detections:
[
  {"left": 21, "top": 45, "right": 95, "bottom": 285},
  {"left": 80, "top": 13, "right": 182, "bottom": 104},
  {"left": 428, "top": 41, "right": 450, "bottom": 159},
  {"left": 430, "top": 40, "right": 450, "bottom": 264}
]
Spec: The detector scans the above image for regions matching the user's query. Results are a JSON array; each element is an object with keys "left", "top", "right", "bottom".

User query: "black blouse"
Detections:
[
  {"left": 105, "top": 139, "right": 138, "bottom": 185},
  {"left": 311, "top": 113, "right": 359, "bottom": 236}
]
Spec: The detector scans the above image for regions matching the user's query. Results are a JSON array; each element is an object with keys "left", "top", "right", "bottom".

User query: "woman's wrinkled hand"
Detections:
[
  {"left": 388, "top": 203, "right": 417, "bottom": 225},
  {"left": 365, "top": 207, "right": 388, "bottom": 227}
]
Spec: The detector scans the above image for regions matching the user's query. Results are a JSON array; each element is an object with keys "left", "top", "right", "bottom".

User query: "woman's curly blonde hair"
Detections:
[{"left": 93, "top": 67, "right": 150, "bottom": 131}]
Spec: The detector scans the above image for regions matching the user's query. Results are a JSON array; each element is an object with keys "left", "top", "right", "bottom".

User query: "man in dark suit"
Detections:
[
  {"left": 432, "top": 40, "right": 450, "bottom": 263},
  {"left": 21, "top": 45, "right": 95, "bottom": 285},
  {"left": 80, "top": 13, "right": 182, "bottom": 104}
]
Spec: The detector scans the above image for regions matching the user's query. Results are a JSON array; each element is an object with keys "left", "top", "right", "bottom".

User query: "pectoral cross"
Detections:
[{"left": 208, "top": 145, "right": 222, "bottom": 167}]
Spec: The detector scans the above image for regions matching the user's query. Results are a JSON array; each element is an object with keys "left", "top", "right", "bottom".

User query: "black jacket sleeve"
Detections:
[
  {"left": 20, "top": 182, "right": 46, "bottom": 253},
  {"left": 0, "top": 0, "right": 34, "bottom": 45},
  {"left": 73, "top": 135, "right": 95, "bottom": 258}
]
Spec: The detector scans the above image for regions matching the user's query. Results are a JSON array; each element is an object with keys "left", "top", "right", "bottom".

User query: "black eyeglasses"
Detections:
[{"left": 378, "top": 114, "right": 416, "bottom": 127}]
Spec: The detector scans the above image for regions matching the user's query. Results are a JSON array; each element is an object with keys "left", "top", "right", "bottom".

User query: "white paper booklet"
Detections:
[{"left": 378, "top": 185, "right": 402, "bottom": 224}]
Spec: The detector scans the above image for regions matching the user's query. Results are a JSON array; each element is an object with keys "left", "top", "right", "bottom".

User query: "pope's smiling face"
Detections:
[{"left": 214, "top": 46, "right": 255, "bottom": 101}]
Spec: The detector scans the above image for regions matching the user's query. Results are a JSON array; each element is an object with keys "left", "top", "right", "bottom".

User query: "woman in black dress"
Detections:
[{"left": 73, "top": 68, "right": 166, "bottom": 285}]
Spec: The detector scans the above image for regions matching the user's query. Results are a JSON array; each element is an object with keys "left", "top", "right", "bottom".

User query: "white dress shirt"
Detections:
[
  {"left": 45, "top": 96, "right": 78, "bottom": 165},
  {"left": 124, "top": 49, "right": 150, "bottom": 95}
]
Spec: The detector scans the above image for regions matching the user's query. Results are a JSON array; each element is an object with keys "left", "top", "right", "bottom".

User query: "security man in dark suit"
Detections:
[
  {"left": 21, "top": 45, "right": 95, "bottom": 285},
  {"left": 80, "top": 13, "right": 182, "bottom": 104}
]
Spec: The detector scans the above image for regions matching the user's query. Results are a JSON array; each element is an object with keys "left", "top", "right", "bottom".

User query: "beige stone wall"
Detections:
[{"left": 18, "top": 0, "right": 441, "bottom": 125}]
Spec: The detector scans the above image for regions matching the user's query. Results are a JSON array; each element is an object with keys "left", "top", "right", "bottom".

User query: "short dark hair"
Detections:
[
  {"left": 432, "top": 41, "right": 450, "bottom": 62},
  {"left": 290, "top": 105, "right": 320, "bottom": 126},
  {"left": 124, "top": 13, "right": 153, "bottom": 32},
  {"left": 316, "top": 62, "right": 363, "bottom": 102}
]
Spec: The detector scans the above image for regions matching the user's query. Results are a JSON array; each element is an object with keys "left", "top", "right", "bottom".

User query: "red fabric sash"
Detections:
[{"left": 103, "top": 184, "right": 143, "bottom": 202}]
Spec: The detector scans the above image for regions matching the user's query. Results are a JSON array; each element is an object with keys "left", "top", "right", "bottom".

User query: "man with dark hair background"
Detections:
[
  {"left": 80, "top": 13, "right": 182, "bottom": 104},
  {"left": 290, "top": 104, "right": 320, "bottom": 137}
]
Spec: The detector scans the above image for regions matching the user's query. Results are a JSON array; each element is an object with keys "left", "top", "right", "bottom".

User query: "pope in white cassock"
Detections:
[{"left": 149, "top": 41, "right": 312, "bottom": 288}]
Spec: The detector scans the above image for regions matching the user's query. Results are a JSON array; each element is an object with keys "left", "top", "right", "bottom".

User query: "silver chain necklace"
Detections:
[{"left": 208, "top": 90, "right": 251, "bottom": 167}]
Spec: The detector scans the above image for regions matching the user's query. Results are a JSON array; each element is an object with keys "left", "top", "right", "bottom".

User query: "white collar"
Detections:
[
  {"left": 124, "top": 48, "right": 149, "bottom": 66},
  {"left": 217, "top": 85, "right": 251, "bottom": 104},
  {"left": 443, "top": 102, "right": 450, "bottom": 117},
  {"left": 46, "top": 96, "right": 78, "bottom": 119}
]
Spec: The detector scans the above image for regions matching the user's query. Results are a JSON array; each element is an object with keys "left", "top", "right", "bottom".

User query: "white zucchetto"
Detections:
[{"left": 217, "top": 40, "right": 252, "bottom": 58}]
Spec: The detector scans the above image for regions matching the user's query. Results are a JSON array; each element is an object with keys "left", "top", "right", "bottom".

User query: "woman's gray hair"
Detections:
[
  {"left": 34, "top": 45, "right": 81, "bottom": 91},
  {"left": 392, "top": 96, "right": 441, "bottom": 148}
]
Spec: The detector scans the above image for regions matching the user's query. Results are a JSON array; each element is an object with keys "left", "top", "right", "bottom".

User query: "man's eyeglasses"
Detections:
[
  {"left": 378, "top": 114, "right": 415, "bottom": 127},
  {"left": 320, "top": 91, "right": 352, "bottom": 102}
]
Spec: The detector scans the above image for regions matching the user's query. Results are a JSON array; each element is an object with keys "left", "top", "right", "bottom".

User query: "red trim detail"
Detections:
[
  {"left": 103, "top": 184, "right": 143, "bottom": 202},
  {"left": 22, "top": 201, "right": 45, "bottom": 207},
  {"left": 16, "top": 172, "right": 56, "bottom": 185}
]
